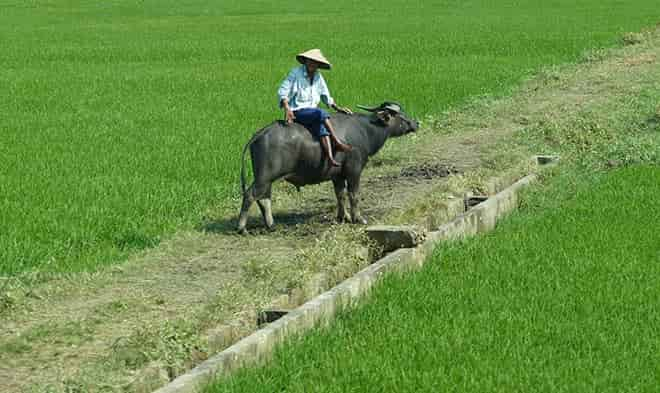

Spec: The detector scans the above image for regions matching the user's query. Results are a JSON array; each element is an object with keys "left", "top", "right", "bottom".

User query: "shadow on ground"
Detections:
[{"left": 200, "top": 210, "right": 330, "bottom": 236}]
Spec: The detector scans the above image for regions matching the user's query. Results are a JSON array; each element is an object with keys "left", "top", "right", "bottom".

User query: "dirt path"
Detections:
[{"left": 1, "top": 29, "right": 658, "bottom": 393}]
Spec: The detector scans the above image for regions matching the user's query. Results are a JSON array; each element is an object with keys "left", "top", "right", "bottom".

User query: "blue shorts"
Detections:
[{"left": 294, "top": 108, "right": 330, "bottom": 139}]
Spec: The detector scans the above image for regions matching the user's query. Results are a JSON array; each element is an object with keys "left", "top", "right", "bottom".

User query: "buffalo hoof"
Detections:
[
  {"left": 337, "top": 213, "right": 351, "bottom": 223},
  {"left": 237, "top": 228, "right": 249, "bottom": 235},
  {"left": 352, "top": 217, "right": 368, "bottom": 225}
]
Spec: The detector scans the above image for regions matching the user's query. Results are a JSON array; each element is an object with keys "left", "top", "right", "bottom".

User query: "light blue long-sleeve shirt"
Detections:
[{"left": 277, "top": 65, "right": 335, "bottom": 111}]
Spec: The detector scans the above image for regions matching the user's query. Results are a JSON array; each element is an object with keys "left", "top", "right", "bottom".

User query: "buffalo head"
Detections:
[{"left": 357, "top": 101, "right": 419, "bottom": 137}]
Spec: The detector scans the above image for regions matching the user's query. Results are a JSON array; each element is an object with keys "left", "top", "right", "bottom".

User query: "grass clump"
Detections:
[
  {"left": 203, "top": 164, "right": 660, "bottom": 393},
  {"left": 111, "top": 319, "right": 206, "bottom": 376},
  {"left": 518, "top": 87, "right": 660, "bottom": 168}
]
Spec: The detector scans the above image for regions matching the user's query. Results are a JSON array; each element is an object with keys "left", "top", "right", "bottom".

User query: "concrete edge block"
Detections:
[
  {"left": 534, "top": 155, "right": 560, "bottom": 166},
  {"left": 365, "top": 225, "right": 426, "bottom": 251},
  {"left": 471, "top": 174, "right": 537, "bottom": 233},
  {"left": 204, "top": 325, "right": 234, "bottom": 354},
  {"left": 425, "top": 197, "right": 465, "bottom": 230}
]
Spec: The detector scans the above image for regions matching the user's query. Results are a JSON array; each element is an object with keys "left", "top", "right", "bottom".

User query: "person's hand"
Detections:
[
  {"left": 334, "top": 105, "right": 353, "bottom": 115},
  {"left": 285, "top": 109, "right": 295, "bottom": 125}
]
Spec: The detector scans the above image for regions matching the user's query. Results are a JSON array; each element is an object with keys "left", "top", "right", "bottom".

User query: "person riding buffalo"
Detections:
[{"left": 277, "top": 48, "right": 353, "bottom": 167}]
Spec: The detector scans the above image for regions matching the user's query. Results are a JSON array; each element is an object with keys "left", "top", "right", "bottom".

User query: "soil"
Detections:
[{"left": 1, "top": 29, "right": 658, "bottom": 393}]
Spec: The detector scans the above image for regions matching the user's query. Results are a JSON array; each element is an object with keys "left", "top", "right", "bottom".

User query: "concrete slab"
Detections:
[
  {"left": 257, "top": 309, "right": 291, "bottom": 326},
  {"left": 464, "top": 195, "right": 489, "bottom": 210},
  {"left": 535, "top": 155, "right": 559, "bottom": 166},
  {"left": 366, "top": 225, "right": 426, "bottom": 253}
]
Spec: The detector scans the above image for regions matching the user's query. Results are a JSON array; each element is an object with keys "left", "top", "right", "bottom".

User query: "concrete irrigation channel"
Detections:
[{"left": 152, "top": 156, "right": 557, "bottom": 393}]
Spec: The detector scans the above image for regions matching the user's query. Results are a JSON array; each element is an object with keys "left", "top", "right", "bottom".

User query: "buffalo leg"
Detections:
[
  {"left": 332, "top": 178, "right": 350, "bottom": 223},
  {"left": 256, "top": 185, "right": 274, "bottom": 229},
  {"left": 237, "top": 185, "right": 255, "bottom": 234},
  {"left": 237, "top": 182, "right": 271, "bottom": 233},
  {"left": 347, "top": 175, "right": 367, "bottom": 225}
]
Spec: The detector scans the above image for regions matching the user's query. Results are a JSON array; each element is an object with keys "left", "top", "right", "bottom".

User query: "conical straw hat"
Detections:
[{"left": 296, "top": 48, "right": 332, "bottom": 69}]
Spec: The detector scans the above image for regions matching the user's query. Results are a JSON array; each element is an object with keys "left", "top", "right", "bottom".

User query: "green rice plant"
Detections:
[{"left": 1, "top": 0, "right": 659, "bottom": 275}]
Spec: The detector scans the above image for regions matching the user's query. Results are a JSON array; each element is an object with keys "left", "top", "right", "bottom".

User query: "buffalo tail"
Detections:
[{"left": 240, "top": 126, "right": 270, "bottom": 196}]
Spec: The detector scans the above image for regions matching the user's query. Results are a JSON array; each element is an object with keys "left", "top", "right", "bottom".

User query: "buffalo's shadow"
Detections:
[{"left": 200, "top": 210, "right": 330, "bottom": 235}]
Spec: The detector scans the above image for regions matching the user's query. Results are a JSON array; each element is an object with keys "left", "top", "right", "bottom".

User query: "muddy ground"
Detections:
[{"left": 1, "top": 28, "right": 658, "bottom": 393}]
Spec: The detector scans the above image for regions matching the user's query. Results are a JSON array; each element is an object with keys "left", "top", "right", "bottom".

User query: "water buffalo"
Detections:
[{"left": 237, "top": 102, "right": 419, "bottom": 234}]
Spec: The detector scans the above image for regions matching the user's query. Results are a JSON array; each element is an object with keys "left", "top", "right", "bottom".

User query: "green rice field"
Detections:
[
  {"left": 1, "top": 0, "right": 658, "bottom": 275},
  {"left": 204, "top": 165, "right": 660, "bottom": 393}
]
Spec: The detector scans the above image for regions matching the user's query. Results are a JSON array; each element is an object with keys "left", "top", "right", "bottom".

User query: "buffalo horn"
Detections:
[
  {"left": 356, "top": 104, "right": 381, "bottom": 112},
  {"left": 357, "top": 102, "right": 402, "bottom": 114},
  {"left": 382, "top": 102, "right": 401, "bottom": 114}
]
